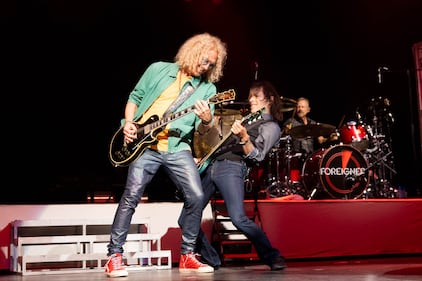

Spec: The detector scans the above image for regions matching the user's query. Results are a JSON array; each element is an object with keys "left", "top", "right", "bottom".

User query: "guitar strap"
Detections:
[{"left": 163, "top": 80, "right": 202, "bottom": 118}]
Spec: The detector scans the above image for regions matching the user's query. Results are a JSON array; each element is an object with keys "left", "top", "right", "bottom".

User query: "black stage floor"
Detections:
[{"left": 1, "top": 255, "right": 421, "bottom": 281}]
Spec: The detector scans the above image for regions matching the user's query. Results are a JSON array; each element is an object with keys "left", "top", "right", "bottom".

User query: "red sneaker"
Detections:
[
  {"left": 179, "top": 252, "right": 214, "bottom": 273},
  {"left": 105, "top": 253, "right": 128, "bottom": 277}
]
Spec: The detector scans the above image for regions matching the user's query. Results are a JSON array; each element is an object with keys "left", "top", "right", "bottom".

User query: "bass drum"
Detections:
[{"left": 301, "top": 145, "right": 369, "bottom": 199}]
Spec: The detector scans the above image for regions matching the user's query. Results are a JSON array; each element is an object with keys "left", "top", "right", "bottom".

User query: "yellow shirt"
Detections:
[{"left": 139, "top": 71, "right": 190, "bottom": 151}]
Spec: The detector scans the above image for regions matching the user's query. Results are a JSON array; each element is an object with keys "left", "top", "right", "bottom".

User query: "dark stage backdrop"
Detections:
[{"left": 2, "top": 0, "right": 422, "bottom": 203}]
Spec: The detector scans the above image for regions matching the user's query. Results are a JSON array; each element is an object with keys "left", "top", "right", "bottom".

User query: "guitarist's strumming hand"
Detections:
[
  {"left": 123, "top": 120, "right": 138, "bottom": 144},
  {"left": 231, "top": 120, "right": 253, "bottom": 154}
]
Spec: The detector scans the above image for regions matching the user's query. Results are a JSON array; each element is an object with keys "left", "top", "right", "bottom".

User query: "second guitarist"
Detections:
[{"left": 178, "top": 80, "right": 288, "bottom": 271}]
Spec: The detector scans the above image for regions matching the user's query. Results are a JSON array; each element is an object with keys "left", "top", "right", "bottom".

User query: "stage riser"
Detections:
[
  {"left": 255, "top": 199, "right": 422, "bottom": 259},
  {"left": 1, "top": 199, "right": 421, "bottom": 270}
]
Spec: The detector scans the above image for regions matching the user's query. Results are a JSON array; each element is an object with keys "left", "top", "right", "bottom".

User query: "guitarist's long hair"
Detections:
[
  {"left": 249, "top": 80, "right": 283, "bottom": 122},
  {"left": 175, "top": 32, "right": 228, "bottom": 84}
]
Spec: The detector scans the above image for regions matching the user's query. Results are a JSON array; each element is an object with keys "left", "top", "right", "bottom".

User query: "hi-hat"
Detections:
[{"left": 288, "top": 123, "right": 336, "bottom": 138}]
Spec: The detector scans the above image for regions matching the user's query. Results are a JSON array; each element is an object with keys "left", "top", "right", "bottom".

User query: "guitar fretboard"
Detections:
[
  {"left": 145, "top": 106, "right": 196, "bottom": 133},
  {"left": 140, "top": 89, "right": 236, "bottom": 135}
]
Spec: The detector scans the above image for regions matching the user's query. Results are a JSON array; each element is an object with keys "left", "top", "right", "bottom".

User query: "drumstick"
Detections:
[{"left": 337, "top": 114, "right": 345, "bottom": 129}]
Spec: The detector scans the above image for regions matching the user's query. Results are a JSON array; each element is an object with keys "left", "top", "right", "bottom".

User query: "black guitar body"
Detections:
[{"left": 109, "top": 115, "right": 160, "bottom": 167}]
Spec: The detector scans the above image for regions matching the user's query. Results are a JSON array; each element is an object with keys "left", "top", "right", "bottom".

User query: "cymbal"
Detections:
[
  {"left": 281, "top": 97, "right": 297, "bottom": 104},
  {"left": 214, "top": 109, "right": 240, "bottom": 116},
  {"left": 217, "top": 101, "right": 249, "bottom": 110},
  {"left": 279, "top": 97, "right": 297, "bottom": 112},
  {"left": 223, "top": 101, "right": 249, "bottom": 106},
  {"left": 288, "top": 123, "right": 336, "bottom": 138},
  {"left": 193, "top": 125, "right": 231, "bottom": 158},
  {"left": 279, "top": 105, "right": 296, "bottom": 112}
]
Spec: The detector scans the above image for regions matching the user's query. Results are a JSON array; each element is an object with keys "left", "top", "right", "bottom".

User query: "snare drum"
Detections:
[{"left": 301, "top": 144, "right": 368, "bottom": 199}]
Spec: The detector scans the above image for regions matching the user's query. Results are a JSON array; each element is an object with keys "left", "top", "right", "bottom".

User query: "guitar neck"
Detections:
[
  {"left": 145, "top": 105, "right": 195, "bottom": 133},
  {"left": 140, "top": 89, "right": 236, "bottom": 134}
]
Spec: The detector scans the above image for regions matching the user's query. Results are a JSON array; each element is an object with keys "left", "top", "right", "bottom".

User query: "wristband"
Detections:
[
  {"left": 239, "top": 139, "right": 249, "bottom": 145},
  {"left": 201, "top": 119, "right": 212, "bottom": 125}
]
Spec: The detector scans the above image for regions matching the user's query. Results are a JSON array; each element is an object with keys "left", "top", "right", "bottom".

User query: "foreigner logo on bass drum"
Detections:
[{"left": 302, "top": 144, "right": 369, "bottom": 199}]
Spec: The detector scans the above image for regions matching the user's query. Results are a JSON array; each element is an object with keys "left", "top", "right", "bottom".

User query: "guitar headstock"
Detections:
[
  {"left": 241, "top": 107, "right": 265, "bottom": 124},
  {"left": 209, "top": 89, "right": 236, "bottom": 105}
]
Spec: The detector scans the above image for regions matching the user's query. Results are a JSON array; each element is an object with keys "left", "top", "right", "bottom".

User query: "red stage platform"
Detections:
[
  {"left": 1, "top": 199, "right": 421, "bottom": 271},
  {"left": 245, "top": 198, "right": 422, "bottom": 259}
]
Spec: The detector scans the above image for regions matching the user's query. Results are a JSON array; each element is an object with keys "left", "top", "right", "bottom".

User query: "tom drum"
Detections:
[{"left": 339, "top": 121, "right": 369, "bottom": 151}]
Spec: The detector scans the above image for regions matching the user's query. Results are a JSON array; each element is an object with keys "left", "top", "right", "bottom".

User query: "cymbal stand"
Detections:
[
  {"left": 243, "top": 167, "right": 263, "bottom": 227},
  {"left": 363, "top": 126, "right": 397, "bottom": 198},
  {"left": 266, "top": 108, "right": 299, "bottom": 197}
]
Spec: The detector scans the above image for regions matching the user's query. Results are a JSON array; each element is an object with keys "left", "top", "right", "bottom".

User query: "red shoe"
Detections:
[
  {"left": 179, "top": 252, "right": 214, "bottom": 273},
  {"left": 105, "top": 253, "right": 128, "bottom": 277}
]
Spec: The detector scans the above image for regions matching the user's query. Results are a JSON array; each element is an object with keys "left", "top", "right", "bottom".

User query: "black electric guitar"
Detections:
[
  {"left": 109, "top": 89, "right": 236, "bottom": 167},
  {"left": 197, "top": 108, "right": 264, "bottom": 174}
]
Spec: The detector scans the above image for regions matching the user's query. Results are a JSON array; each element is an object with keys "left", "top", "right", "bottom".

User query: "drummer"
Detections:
[{"left": 282, "top": 97, "right": 337, "bottom": 159}]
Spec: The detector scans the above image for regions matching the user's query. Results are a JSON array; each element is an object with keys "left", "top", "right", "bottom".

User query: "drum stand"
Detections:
[
  {"left": 265, "top": 136, "right": 305, "bottom": 198},
  {"left": 265, "top": 146, "right": 290, "bottom": 198},
  {"left": 360, "top": 98, "right": 398, "bottom": 198},
  {"left": 363, "top": 131, "right": 397, "bottom": 198},
  {"left": 243, "top": 167, "right": 263, "bottom": 227}
]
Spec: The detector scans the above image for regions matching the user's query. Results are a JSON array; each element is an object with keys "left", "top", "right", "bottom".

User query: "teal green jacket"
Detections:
[{"left": 123, "top": 61, "right": 217, "bottom": 153}]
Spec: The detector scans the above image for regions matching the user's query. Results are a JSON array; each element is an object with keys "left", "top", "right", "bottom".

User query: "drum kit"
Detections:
[
  {"left": 260, "top": 122, "right": 361, "bottom": 200},
  {"left": 194, "top": 95, "right": 397, "bottom": 200}
]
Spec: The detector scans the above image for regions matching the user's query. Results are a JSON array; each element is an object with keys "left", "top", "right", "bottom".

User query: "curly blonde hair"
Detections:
[{"left": 175, "top": 33, "right": 227, "bottom": 83}]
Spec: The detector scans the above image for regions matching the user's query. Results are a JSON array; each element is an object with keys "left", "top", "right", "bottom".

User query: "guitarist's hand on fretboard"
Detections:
[
  {"left": 194, "top": 99, "right": 213, "bottom": 126},
  {"left": 231, "top": 120, "right": 248, "bottom": 141}
]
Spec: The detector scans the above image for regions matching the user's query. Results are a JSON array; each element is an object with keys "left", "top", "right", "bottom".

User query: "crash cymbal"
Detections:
[
  {"left": 281, "top": 97, "right": 297, "bottom": 104},
  {"left": 279, "top": 97, "right": 297, "bottom": 112},
  {"left": 279, "top": 105, "right": 296, "bottom": 112},
  {"left": 214, "top": 109, "right": 240, "bottom": 116},
  {"left": 288, "top": 123, "right": 336, "bottom": 138}
]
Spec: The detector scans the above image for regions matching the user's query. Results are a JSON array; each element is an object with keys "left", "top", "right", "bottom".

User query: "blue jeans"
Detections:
[
  {"left": 180, "top": 159, "right": 281, "bottom": 266},
  {"left": 107, "top": 149, "right": 205, "bottom": 256}
]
